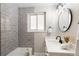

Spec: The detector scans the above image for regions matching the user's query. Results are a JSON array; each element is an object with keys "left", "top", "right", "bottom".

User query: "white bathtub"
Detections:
[{"left": 7, "top": 47, "right": 32, "bottom": 56}]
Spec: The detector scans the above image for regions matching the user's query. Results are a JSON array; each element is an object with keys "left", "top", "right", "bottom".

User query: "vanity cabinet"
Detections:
[{"left": 44, "top": 38, "right": 74, "bottom": 56}]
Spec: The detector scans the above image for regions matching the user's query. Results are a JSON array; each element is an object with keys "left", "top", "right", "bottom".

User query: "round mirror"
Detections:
[{"left": 58, "top": 8, "right": 72, "bottom": 32}]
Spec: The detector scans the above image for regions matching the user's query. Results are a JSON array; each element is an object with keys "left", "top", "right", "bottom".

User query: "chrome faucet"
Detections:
[{"left": 56, "top": 36, "right": 63, "bottom": 44}]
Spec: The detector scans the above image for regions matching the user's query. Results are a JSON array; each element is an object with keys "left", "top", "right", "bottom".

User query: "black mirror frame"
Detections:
[{"left": 58, "top": 8, "right": 72, "bottom": 32}]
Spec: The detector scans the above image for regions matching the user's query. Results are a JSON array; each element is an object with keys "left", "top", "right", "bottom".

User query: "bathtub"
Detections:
[{"left": 7, "top": 47, "right": 32, "bottom": 56}]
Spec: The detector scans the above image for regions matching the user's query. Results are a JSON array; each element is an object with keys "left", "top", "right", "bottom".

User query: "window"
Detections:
[
  {"left": 27, "top": 12, "right": 46, "bottom": 32},
  {"left": 30, "top": 15, "right": 37, "bottom": 29}
]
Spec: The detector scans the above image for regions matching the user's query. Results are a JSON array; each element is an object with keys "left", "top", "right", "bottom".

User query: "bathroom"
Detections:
[{"left": 0, "top": 3, "right": 79, "bottom": 56}]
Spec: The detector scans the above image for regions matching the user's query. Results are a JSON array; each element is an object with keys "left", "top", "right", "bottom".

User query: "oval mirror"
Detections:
[{"left": 58, "top": 8, "right": 72, "bottom": 32}]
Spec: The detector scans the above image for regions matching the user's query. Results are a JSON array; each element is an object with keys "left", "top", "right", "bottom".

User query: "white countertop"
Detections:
[{"left": 45, "top": 38, "right": 74, "bottom": 54}]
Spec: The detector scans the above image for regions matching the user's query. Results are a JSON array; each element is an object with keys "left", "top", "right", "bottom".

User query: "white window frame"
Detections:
[{"left": 27, "top": 12, "right": 46, "bottom": 32}]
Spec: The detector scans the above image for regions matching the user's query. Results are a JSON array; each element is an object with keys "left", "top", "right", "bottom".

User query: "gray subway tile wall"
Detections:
[
  {"left": 18, "top": 7, "right": 34, "bottom": 54},
  {"left": 1, "top": 4, "right": 18, "bottom": 55}
]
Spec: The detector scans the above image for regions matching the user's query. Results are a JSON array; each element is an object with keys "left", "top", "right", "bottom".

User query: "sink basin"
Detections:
[
  {"left": 45, "top": 38, "right": 61, "bottom": 50},
  {"left": 46, "top": 39, "right": 60, "bottom": 45}
]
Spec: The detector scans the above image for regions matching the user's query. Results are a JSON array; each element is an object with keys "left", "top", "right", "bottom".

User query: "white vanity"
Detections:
[{"left": 45, "top": 37, "right": 74, "bottom": 56}]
